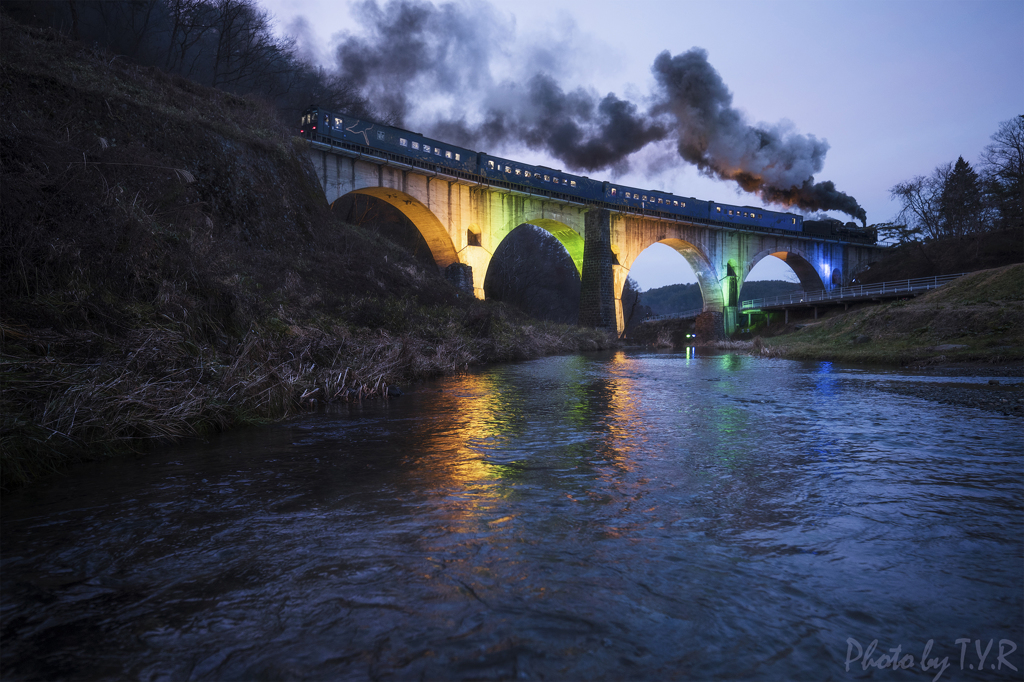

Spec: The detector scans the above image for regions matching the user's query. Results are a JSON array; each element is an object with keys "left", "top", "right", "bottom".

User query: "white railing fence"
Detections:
[
  {"left": 740, "top": 273, "right": 967, "bottom": 310},
  {"left": 641, "top": 273, "right": 968, "bottom": 322}
]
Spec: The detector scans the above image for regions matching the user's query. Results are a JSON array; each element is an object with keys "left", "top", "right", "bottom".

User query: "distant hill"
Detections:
[{"left": 641, "top": 280, "right": 802, "bottom": 315}]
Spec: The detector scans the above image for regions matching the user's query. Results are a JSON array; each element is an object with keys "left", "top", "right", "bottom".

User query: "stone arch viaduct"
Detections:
[{"left": 307, "top": 140, "right": 882, "bottom": 334}]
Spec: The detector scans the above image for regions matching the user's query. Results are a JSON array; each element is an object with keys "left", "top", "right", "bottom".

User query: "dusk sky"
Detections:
[{"left": 264, "top": 0, "right": 1023, "bottom": 290}]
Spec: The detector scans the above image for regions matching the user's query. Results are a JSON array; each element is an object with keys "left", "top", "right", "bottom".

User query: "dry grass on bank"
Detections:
[
  {"left": 752, "top": 264, "right": 1024, "bottom": 365},
  {"left": 0, "top": 17, "right": 616, "bottom": 492},
  {"left": 1, "top": 308, "right": 614, "bottom": 491}
]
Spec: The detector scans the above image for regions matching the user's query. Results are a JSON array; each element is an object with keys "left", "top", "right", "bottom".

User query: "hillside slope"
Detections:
[
  {"left": 759, "top": 264, "right": 1024, "bottom": 365},
  {"left": 0, "top": 17, "right": 612, "bottom": 490},
  {"left": 641, "top": 280, "right": 801, "bottom": 315}
]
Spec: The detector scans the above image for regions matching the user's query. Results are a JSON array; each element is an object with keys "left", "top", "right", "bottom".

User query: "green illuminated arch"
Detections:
[{"left": 524, "top": 219, "right": 585, "bottom": 277}]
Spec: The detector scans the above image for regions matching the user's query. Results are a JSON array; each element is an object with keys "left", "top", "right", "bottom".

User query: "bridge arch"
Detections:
[
  {"left": 525, "top": 219, "right": 585, "bottom": 277},
  {"left": 743, "top": 248, "right": 826, "bottom": 299},
  {"left": 483, "top": 223, "right": 582, "bottom": 323},
  {"left": 337, "top": 187, "right": 460, "bottom": 271},
  {"left": 491, "top": 213, "right": 584, "bottom": 278},
  {"left": 622, "top": 238, "right": 726, "bottom": 313}
]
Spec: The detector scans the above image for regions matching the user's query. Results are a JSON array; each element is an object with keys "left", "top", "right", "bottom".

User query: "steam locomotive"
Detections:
[{"left": 301, "top": 107, "right": 875, "bottom": 244}]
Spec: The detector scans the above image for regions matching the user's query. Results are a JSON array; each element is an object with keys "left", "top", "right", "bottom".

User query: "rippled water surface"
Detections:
[{"left": 2, "top": 351, "right": 1022, "bottom": 680}]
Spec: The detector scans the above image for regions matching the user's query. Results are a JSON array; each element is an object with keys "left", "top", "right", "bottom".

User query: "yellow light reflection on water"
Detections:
[{"left": 404, "top": 355, "right": 648, "bottom": 529}]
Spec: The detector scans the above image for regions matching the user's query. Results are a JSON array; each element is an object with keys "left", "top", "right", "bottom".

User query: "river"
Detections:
[{"left": 2, "top": 350, "right": 1022, "bottom": 681}]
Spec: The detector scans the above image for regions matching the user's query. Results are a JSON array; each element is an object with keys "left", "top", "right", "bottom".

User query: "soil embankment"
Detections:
[
  {"left": 0, "top": 17, "right": 613, "bottom": 490},
  {"left": 754, "top": 264, "right": 1023, "bottom": 366}
]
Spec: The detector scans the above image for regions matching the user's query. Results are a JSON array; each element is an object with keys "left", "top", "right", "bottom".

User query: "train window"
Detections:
[
  {"left": 445, "top": 151, "right": 452, "bottom": 158},
  {"left": 412, "top": 141, "right": 420, "bottom": 150},
  {"left": 642, "top": 195, "right": 647, "bottom": 201},
  {"left": 515, "top": 169, "right": 521, "bottom": 175},
  {"left": 455, "top": 153, "right": 460, "bottom": 161},
  {"left": 505, "top": 165, "right": 511, "bottom": 173},
  {"left": 488, "top": 160, "right": 495, "bottom": 169},
  {"left": 792, "top": 218, "right": 797, "bottom": 224},
  {"left": 553, "top": 177, "right": 559, "bottom": 184},
  {"left": 657, "top": 198, "right": 663, "bottom": 204},
  {"left": 399, "top": 138, "right": 408, "bottom": 146},
  {"left": 610, "top": 188, "right": 617, "bottom": 195},
  {"left": 543, "top": 175, "right": 550, "bottom": 182},
  {"left": 524, "top": 171, "right": 531, "bottom": 178},
  {"left": 377, "top": 131, "right": 385, "bottom": 141},
  {"left": 570, "top": 180, "right": 576, "bottom": 187},
  {"left": 423, "top": 145, "right": 431, "bottom": 153},
  {"left": 716, "top": 206, "right": 721, "bottom": 212},
  {"left": 334, "top": 117, "right": 343, "bottom": 129},
  {"left": 681, "top": 202, "right": 685, "bottom": 207},
  {"left": 435, "top": 148, "right": 441, "bottom": 156}
]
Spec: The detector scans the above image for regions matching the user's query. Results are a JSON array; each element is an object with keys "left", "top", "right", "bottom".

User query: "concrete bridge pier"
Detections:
[
  {"left": 724, "top": 307, "right": 738, "bottom": 335},
  {"left": 578, "top": 209, "right": 617, "bottom": 332}
]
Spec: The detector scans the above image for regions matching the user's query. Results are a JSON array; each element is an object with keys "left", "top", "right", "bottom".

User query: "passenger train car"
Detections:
[{"left": 300, "top": 107, "right": 875, "bottom": 244}]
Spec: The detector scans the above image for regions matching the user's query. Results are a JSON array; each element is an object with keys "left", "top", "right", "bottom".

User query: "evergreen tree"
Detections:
[{"left": 939, "top": 156, "right": 984, "bottom": 237}]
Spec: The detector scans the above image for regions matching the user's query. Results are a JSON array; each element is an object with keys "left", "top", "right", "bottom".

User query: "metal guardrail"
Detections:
[
  {"left": 645, "top": 307, "right": 707, "bottom": 322},
  {"left": 740, "top": 273, "right": 968, "bottom": 310},
  {"left": 641, "top": 273, "right": 968, "bottom": 322}
]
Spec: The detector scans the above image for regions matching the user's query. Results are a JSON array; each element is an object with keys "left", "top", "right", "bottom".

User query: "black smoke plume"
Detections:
[
  {"left": 334, "top": 0, "right": 504, "bottom": 124},
  {"left": 650, "top": 49, "right": 866, "bottom": 223},
  {"left": 434, "top": 76, "right": 668, "bottom": 173},
  {"left": 333, "top": 0, "right": 866, "bottom": 222}
]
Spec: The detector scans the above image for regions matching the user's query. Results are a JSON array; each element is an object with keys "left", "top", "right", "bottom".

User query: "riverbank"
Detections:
[
  {"left": 750, "top": 264, "right": 1022, "bottom": 366},
  {"left": 0, "top": 17, "right": 615, "bottom": 491}
]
